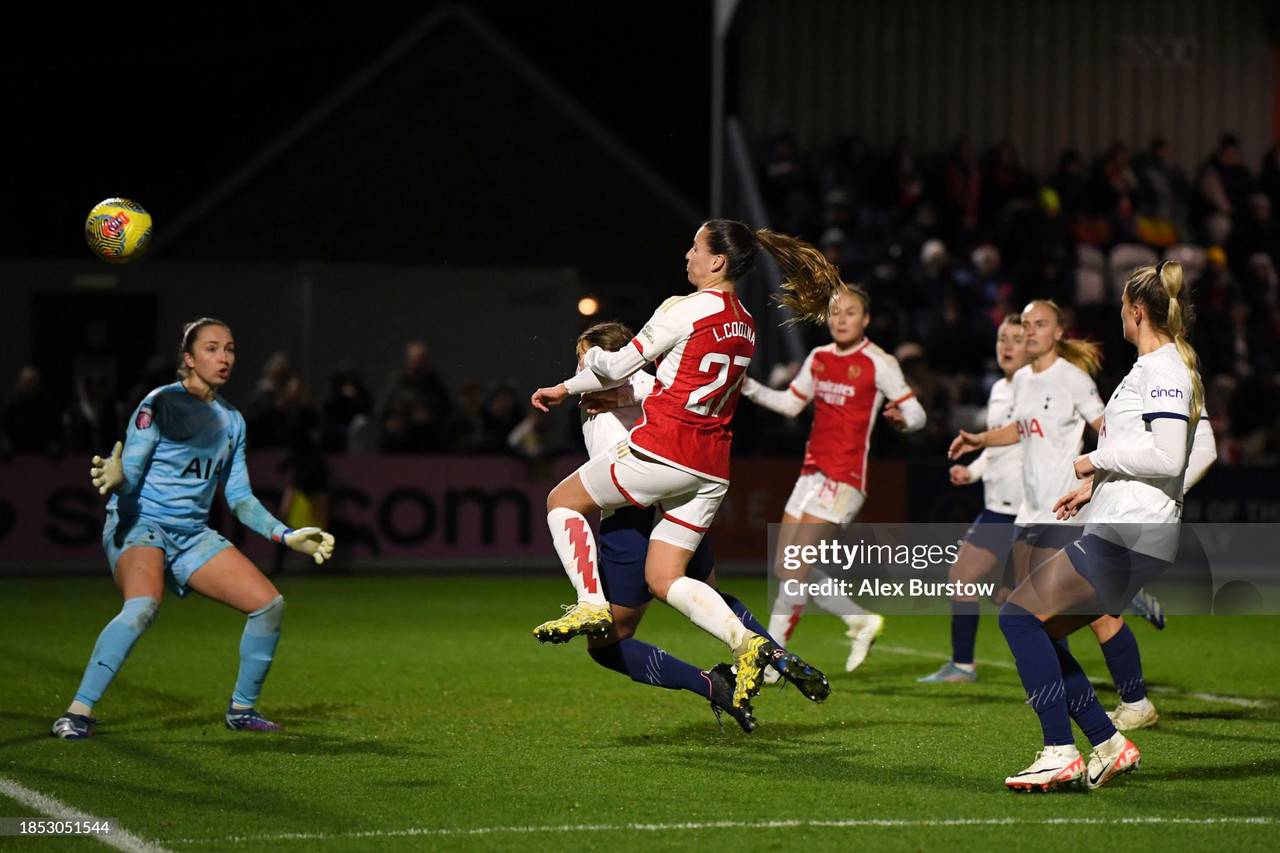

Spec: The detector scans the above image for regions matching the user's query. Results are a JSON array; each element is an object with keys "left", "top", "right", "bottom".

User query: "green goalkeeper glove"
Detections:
[
  {"left": 91, "top": 441, "right": 124, "bottom": 495},
  {"left": 283, "top": 527, "right": 336, "bottom": 564}
]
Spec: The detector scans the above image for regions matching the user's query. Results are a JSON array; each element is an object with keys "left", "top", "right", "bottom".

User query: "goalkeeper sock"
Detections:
[
  {"left": 588, "top": 639, "right": 709, "bottom": 696},
  {"left": 233, "top": 596, "right": 284, "bottom": 707},
  {"left": 547, "top": 507, "right": 606, "bottom": 606},
  {"left": 73, "top": 596, "right": 159, "bottom": 708}
]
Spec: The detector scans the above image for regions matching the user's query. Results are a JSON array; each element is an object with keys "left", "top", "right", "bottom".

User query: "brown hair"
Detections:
[
  {"left": 1124, "top": 260, "right": 1204, "bottom": 423},
  {"left": 577, "top": 321, "right": 634, "bottom": 354},
  {"left": 1024, "top": 299, "right": 1102, "bottom": 377},
  {"left": 832, "top": 281, "right": 871, "bottom": 313},
  {"left": 176, "top": 317, "right": 230, "bottom": 379}
]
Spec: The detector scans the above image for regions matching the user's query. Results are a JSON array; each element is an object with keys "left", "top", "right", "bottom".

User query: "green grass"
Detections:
[{"left": 1, "top": 575, "right": 1278, "bottom": 852}]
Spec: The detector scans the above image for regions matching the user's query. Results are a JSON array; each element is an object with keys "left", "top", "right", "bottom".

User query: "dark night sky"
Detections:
[{"left": 12, "top": 2, "right": 713, "bottom": 260}]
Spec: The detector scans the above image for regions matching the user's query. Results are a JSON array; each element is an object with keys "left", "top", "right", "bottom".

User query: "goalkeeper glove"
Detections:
[
  {"left": 91, "top": 441, "right": 124, "bottom": 495},
  {"left": 283, "top": 527, "right": 336, "bottom": 564}
]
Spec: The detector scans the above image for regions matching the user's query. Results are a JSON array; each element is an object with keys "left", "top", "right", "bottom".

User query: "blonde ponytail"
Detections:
[{"left": 1126, "top": 261, "right": 1204, "bottom": 425}]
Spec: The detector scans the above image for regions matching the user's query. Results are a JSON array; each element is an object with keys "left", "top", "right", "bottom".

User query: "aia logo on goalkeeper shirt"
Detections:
[{"left": 136, "top": 404, "right": 154, "bottom": 430}]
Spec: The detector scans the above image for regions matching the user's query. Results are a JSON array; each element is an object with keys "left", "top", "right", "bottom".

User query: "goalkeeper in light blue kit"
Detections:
[{"left": 51, "top": 318, "right": 336, "bottom": 739}]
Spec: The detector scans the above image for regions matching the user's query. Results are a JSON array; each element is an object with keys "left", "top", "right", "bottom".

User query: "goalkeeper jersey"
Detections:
[{"left": 109, "top": 382, "right": 287, "bottom": 542}]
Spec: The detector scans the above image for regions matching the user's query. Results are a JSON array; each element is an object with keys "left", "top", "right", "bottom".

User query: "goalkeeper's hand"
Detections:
[
  {"left": 91, "top": 441, "right": 124, "bottom": 495},
  {"left": 283, "top": 527, "right": 336, "bottom": 564}
]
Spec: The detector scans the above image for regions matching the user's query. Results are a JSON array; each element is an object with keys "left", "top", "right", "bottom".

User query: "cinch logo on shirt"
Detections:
[
  {"left": 1017, "top": 418, "right": 1044, "bottom": 439},
  {"left": 1150, "top": 387, "right": 1183, "bottom": 398}
]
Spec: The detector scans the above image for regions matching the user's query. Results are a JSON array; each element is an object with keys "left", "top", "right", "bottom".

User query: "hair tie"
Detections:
[{"left": 1155, "top": 260, "right": 1168, "bottom": 277}]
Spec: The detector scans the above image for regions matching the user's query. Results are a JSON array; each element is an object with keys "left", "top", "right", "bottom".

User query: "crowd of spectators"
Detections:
[
  {"left": 747, "top": 130, "right": 1280, "bottom": 466},
  {"left": 3, "top": 132, "right": 1277, "bottom": 470}
]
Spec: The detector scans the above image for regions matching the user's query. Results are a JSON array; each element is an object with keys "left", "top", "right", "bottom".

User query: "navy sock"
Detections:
[
  {"left": 1100, "top": 622, "right": 1147, "bottom": 702},
  {"left": 588, "top": 638, "right": 711, "bottom": 697},
  {"left": 951, "top": 600, "right": 981, "bottom": 664},
  {"left": 1054, "top": 641, "right": 1118, "bottom": 746},
  {"left": 997, "top": 603, "right": 1073, "bottom": 747},
  {"left": 719, "top": 592, "right": 782, "bottom": 649}
]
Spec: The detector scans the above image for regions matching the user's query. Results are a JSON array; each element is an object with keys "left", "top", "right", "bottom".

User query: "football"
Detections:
[{"left": 85, "top": 198, "right": 153, "bottom": 263}]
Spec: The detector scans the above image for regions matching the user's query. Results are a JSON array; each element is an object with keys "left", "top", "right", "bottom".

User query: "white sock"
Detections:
[
  {"left": 768, "top": 578, "right": 807, "bottom": 642},
  {"left": 68, "top": 700, "right": 93, "bottom": 716},
  {"left": 1121, "top": 698, "right": 1154, "bottom": 713},
  {"left": 547, "top": 507, "right": 607, "bottom": 606},
  {"left": 952, "top": 662, "right": 976, "bottom": 673},
  {"left": 808, "top": 568, "right": 868, "bottom": 617},
  {"left": 1097, "top": 731, "right": 1128, "bottom": 755},
  {"left": 666, "top": 576, "right": 749, "bottom": 649}
]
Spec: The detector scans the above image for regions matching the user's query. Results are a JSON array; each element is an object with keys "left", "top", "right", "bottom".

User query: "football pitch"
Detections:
[{"left": 1, "top": 574, "right": 1277, "bottom": 852}]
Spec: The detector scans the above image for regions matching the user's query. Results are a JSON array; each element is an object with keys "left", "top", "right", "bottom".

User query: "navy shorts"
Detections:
[
  {"left": 1014, "top": 523, "right": 1081, "bottom": 554},
  {"left": 598, "top": 505, "right": 714, "bottom": 608},
  {"left": 1065, "top": 534, "right": 1171, "bottom": 615},
  {"left": 964, "top": 510, "right": 1016, "bottom": 561}
]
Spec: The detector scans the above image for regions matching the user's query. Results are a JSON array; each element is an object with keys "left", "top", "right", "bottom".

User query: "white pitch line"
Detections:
[
  {"left": 0, "top": 775, "right": 172, "bottom": 853},
  {"left": 876, "top": 644, "right": 1274, "bottom": 708},
  {"left": 169, "top": 815, "right": 1274, "bottom": 845}
]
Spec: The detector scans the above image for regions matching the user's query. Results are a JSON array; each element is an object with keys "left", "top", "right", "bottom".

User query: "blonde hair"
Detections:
[
  {"left": 1124, "top": 260, "right": 1204, "bottom": 425},
  {"left": 1025, "top": 299, "right": 1103, "bottom": 377},
  {"left": 759, "top": 230, "right": 845, "bottom": 324}
]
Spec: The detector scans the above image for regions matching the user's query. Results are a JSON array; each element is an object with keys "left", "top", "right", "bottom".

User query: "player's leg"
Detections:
[
  {"left": 535, "top": 450, "right": 630, "bottom": 642},
  {"left": 1001, "top": 545, "right": 1139, "bottom": 790},
  {"left": 784, "top": 478, "right": 882, "bottom": 671},
  {"left": 1091, "top": 614, "right": 1159, "bottom": 730},
  {"left": 184, "top": 543, "right": 285, "bottom": 731},
  {"left": 53, "top": 541, "right": 165, "bottom": 739},
  {"left": 919, "top": 514, "right": 1013, "bottom": 683}
]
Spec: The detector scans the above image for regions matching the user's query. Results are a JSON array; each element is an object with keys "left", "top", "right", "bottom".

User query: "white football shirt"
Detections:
[{"left": 1010, "top": 357, "right": 1105, "bottom": 524}]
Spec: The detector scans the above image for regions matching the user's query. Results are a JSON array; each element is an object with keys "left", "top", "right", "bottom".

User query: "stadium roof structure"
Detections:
[{"left": 158, "top": 5, "right": 702, "bottom": 291}]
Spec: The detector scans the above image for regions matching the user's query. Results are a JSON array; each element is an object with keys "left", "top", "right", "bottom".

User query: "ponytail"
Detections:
[
  {"left": 1129, "top": 261, "right": 1204, "bottom": 425},
  {"left": 756, "top": 229, "right": 845, "bottom": 324}
]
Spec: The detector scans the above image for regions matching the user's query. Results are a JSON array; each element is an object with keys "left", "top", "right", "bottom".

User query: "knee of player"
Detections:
[
  {"left": 122, "top": 596, "right": 160, "bottom": 632},
  {"left": 247, "top": 595, "right": 286, "bottom": 631}
]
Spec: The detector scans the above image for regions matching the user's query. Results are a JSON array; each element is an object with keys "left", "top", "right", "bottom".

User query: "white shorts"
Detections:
[
  {"left": 579, "top": 441, "right": 726, "bottom": 551},
  {"left": 783, "top": 470, "right": 866, "bottom": 525}
]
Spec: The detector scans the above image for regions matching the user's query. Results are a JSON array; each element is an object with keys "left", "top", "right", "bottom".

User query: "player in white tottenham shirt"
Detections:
[
  {"left": 997, "top": 260, "right": 1215, "bottom": 792},
  {"left": 949, "top": 299, "right": 1105, "bottom": 588},
  {"left": 739, "top": 283, "right": 926, "bottom": 675},
  {"left": 529, "top": 219, "right": 841, "bottom": 715},
  {"left": 919, "top": 313, "right": 1028, "bottom": 683}
]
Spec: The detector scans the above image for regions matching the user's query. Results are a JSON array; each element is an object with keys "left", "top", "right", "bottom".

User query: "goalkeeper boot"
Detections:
[
  {"left": 225, "top": 703, "right": 282, "bottom": 732},
  {"left": 1004, "top": 745, "right": 1085, "bottom": 792},
  {"left": 706, "top": 663, "right": 755, "bottom": 733},
  {"left": 768, "top": 648, "right": 830, "bottom": 703},
  {"left": 1126, "top": 588, "right": 1166, "bottom": 630},
  {"left": 533, "top": 603, "right": 613, "bottom": 644},
  {"left": 731, "top": 633, "right": 776, "bottom": 710},
  {"left": 51, "top": 713, "right": 99, "bottom": 740}
]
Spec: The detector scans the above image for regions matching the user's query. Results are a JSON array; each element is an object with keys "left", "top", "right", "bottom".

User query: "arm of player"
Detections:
[
  {"left": 882, "top": 395, "right": 926, "bottom": 432},
  {"left": 94, "top": 399, "right": 164, "bottom": 496},
  {"left": 1081, "top": 416, "right": 1189, "bottom": 479},
  {"left": 740, "top": 376, "right": 810, "bottom": 418},
  {"left": 1182, "top": 412, "right": 1217, "bottom": 495},
  {"left": 949, "top": 421, "right": 1018, "bottom": 459},
  {"left": 961, "top": 449, "right": 989, "bottom": 483},
  {"left": 222, "top": 418, "right": 335, "bottom": 563}
]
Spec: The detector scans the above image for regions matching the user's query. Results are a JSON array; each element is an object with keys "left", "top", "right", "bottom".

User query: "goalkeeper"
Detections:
[{"left": 50, "top": 318, "right": 335, "bottom": 740}]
